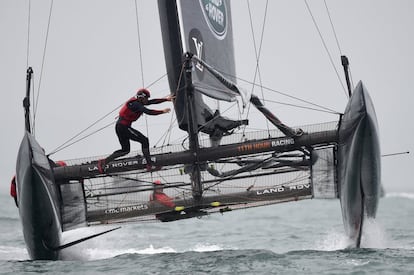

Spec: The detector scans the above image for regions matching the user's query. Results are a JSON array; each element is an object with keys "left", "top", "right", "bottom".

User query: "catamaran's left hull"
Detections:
[
  {"left": 338, "top": 81, "right": 381, "bottom": 247},
  {"left": 16, "top": 132, "right": 62, "bottom": 260}
]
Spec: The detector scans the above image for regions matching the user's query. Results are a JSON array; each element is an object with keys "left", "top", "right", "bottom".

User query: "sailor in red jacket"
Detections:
[
  {"left": 98, "top": 88, "right": 173, "bottom": 173},
  {"left": 149, "top": 180, "right": 175, "bottom": 208}
]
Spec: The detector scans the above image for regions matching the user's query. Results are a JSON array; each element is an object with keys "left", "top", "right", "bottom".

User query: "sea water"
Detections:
[{"left": 0, "top": 192, "right": 413, "bottom": 274}]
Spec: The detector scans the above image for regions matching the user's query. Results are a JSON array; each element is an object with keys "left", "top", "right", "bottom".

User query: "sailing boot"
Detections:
[
  {"left": 145, "top": 158, "right": 160, "bottom": 172},
  {"left": 142, "top": 147, "right": 152, "bottom": 171},
  {"left": 146, "top": 164, "right": 162, "bottom": 172},
  {"left": 144, "top": 154, "right": 161, "bottom": 172}
]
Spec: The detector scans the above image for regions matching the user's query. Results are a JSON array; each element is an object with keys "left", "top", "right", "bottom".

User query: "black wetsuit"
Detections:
[{"left": 105, "top": 98, "right": 167, "bottom": 165}]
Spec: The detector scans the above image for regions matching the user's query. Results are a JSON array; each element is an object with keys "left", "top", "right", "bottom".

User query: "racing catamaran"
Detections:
[{"left": 16, "top": 0, "right": 380, "bottom": 260}]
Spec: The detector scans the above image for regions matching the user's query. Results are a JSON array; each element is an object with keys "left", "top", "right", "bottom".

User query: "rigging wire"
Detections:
[
  {"left": 324, "top": 0, "right": 342, "bottom": 56},
  {"left": 48, "top": 106, "right": 121, "bottom": 155},
  {"left": 26, "top": 0, "right": 31, "bottom": 69},
  {"left": 324, "top": 0, "right": 354, "bottom": 91},
  {"left": 246, "top": 0, "right": 270, "bottom": 135},
  {"left": 303, "top": 0, "right": 348, "bottom": 99},
  {"left": 241, "top": 1, "right": 341, "bottom": 132},
  {"left": 193, "top": 56, "right": 340, "bottom": 116},
  {"left": 41, "top": 2, "right": 345, "bottom": 156},
  {"left": 134, "top": 0, "right": 145, "bottom": 87},
  {"left": 133, "top": 0, "right": 153, "bottom": 151},
  {"left": 24, "top": 1, "right": 173, "bottom": 155},
  {"left": 49, "top": 71, "right": 170, "bottom": 155},
  {"left": 49, "top": 120, "right": 116, "bottom": 157},
  {"left": 156, "top": 63, "right": 186, "bottom": 148},
  {"left": 381, "top": 151, "right": 410, "bottom": 158},
  {"left": 236, "top": 76, "right": 340, "bottom": 114},
  {"left": 261, "top": 98, "right": 341, "bottom": 115},
  {"left": 32, "top": 0, "right": 54, "bottom": 135}
]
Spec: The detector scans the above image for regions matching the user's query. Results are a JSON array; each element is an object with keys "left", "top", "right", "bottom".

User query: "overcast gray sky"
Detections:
[{"left": 1, "top": 0, "right": 413, "bottom": 198}]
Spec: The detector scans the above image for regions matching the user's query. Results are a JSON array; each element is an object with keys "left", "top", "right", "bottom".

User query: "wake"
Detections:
[{"left": 315, "top": 218, "right": 395, "bottom": 251}]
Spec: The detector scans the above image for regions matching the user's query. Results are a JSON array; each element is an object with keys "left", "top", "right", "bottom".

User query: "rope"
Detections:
[
  {"left": 24, "top": 1, "right": 176, "bottom": 155},
  {"left": 49, "top": 71, "right": 170, "bottom": 155},
  {"left": 33, "top": 0, "right": 54, "bottom": 135},
  {"left": 154, "top": 63, "right": 186, "bottom": 148},
  {"left": 262, "top": 98, "right": 341, "bottom": 115},
  {"left": 236, "top": 76, "right": 340, "bottom": 114},
  {"left": 48, "top": 105, "right": 121, "bottom": 155},
  {"left": 48, "top": 120, "right": 116, "bottom": 156},
  {"left": 303, "top": 0, "right": 348, "bottom": 99},
  {"left": 381, "top": 151, "right": 410, "bottom": 158},
  {"left": 134, "top": 0, "right": 145, "bottom": 87},
  {"left": 324, "top": 0, "right": 354, "bottom": 92},
  {"left": 38, "top": 2, "right": 344, "bottom": 157},
  {"left": 132, "top": 0, "right": 152, "bottom": 152},
  {"left": 26, "top": 0, "right": 31, "bottom": 69},
  {"left": 245, "top": 0, "right": 270, "bottom": 136},
  {"left": 324, "top": 0, "right": 342, "bottom": 55}
]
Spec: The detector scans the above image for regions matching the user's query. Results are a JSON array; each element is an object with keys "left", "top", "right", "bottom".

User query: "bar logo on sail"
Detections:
[{"left": 200, "top": 0, "right": 227, "bottom": 39}]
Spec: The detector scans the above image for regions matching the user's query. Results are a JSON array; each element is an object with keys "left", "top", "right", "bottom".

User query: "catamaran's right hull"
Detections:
[{"left": 338, "top": 81, "right": 381, "bottom": 247}]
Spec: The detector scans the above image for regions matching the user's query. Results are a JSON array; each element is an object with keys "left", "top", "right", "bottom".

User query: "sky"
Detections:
[{"left": 0, "top": 0, "right": 413, "bottom": 198}]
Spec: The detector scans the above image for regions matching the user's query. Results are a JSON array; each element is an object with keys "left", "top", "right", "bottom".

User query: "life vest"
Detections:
[
  {"left": 150, "top": 192, "right": 175, "bottom": 208},
  {"left": 56, "top": 160, "right": 67, "bottom": 167},
  {"left": 118, "top": 97, "right": 142, "bottom": 126}
]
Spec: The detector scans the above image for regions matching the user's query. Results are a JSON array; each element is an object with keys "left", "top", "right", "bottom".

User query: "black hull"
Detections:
[
  {"left": 338, "top": 81, "right": 381, "bottom": 247},
  {"left": 16, "top": 132, "right": 62, "bottom": 260}
]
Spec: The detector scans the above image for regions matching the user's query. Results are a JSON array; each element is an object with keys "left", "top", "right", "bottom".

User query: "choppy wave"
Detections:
[
  {"left": 385, "top": 192, "right": 414, "bottom": 199},
  {"left": 0, "top": 245, "right": 28, "bottom": 261},
  {"left": 3, "top": 248, "right": 413, "bottom": 275},
  {"left": 62, "top": 242, "right": 227, "bottom": 261},
  {"left": 1, "top": 197, "right": 413, "bottom": 274}
]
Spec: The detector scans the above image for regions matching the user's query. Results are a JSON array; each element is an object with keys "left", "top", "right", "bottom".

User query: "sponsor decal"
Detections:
[
  {"left": 236, "top": 138, "right": 294, "bottom": 153},
  {"left": 271, "top": 138, "right": 295, "bottom": 147},
  {"left": 89, "top": 165, "right": 103, "bottom": 172},
  {"left": 256, "top": 184, "right": 311, "bottom": 196},
  {"left": 88, "top": 159, "right": 141, "bottom": 172},
  {"left": 237, "top": 141, "right": 271, "bottom": 153},
  {"left": 189, "top": 28, "right": 205, "bottom": 80},
  {"left": 88, "top": 157, "right": 155, "bottom": 172},
  {"left": 105, "top": 204, "right": 149, "bottom": 214},
  {"left": 110, "top": 159, "right": 139, "bottom": 168},
  {"left": 199, "top": 0, "right": 227, "bottom": 39}
]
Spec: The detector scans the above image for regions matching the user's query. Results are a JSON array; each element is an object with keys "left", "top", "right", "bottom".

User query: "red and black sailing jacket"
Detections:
[
  {"left": 150, "top": 192, "right": 175, "bottom": 208},
  {"left": 118, "top": 97, "right": 167, "bottom": 126}
]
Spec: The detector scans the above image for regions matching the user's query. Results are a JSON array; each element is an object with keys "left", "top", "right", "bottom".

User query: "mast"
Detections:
[
  {"left": 184, "top": 52, "right": 203, "bottom": 201},
  {"left": 24, "top": 67, "right": 33, "bottom": 133}
]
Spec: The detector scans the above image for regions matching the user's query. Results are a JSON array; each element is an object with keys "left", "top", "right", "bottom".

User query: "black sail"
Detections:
[{"left": 158, "top": 0, "right": 247, "bottom": 140}]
